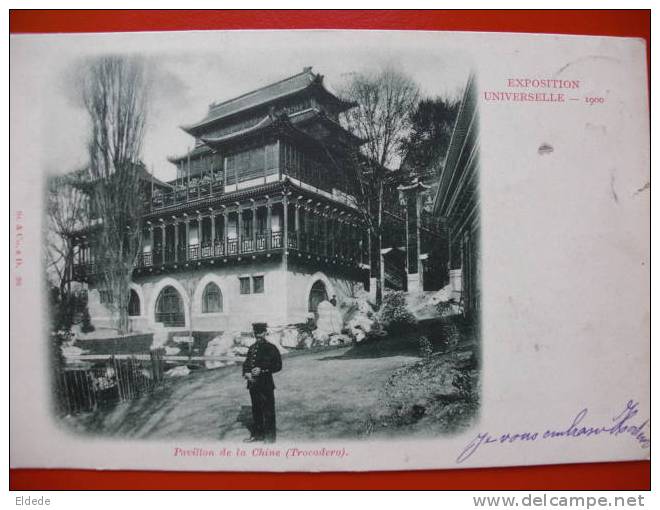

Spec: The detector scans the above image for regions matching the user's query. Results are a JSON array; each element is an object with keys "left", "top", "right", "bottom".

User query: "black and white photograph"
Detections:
[
  {"left": 44, "top": 40, "right": 480, "bottom": 444},
  {"left": 11, "top": 28, "right": 648, "bottom": 473}
]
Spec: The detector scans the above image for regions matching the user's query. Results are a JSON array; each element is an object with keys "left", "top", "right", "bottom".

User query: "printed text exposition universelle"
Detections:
[{"left": 485, "top": 78, "right": 582, "bottom": 103}]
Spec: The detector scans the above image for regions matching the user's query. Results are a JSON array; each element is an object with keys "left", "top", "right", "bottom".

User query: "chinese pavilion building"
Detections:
[
  {"left": 75, "top": 67, "right": 371, "bottom": 334},
  {"left": 432, "top": 74, "right": 480, "bottom": 317}
]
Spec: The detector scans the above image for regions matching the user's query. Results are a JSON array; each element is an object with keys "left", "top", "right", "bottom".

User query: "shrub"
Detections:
[
  {"left": 80, "top": 307, "right": 95, "bottom": 333},
  {"left": 435, "top": 300, "right": 453, "bottom": 317},
  {"left": 378, "top": 291, "right": 417, "bottom": 332},
  {"left": 418, "top": 335, "right": 433, "bottom": 358},
  {"left": 440, "top": 322, "right": 460, "bottom": 351},
  {"left": 452, "top": 371, "right": 473, "bottom": 399}
]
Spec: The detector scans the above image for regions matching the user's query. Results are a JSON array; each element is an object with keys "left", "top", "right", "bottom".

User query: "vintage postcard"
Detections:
[{"left": 10, "top": 29, "right": 649, "bottom": 471}]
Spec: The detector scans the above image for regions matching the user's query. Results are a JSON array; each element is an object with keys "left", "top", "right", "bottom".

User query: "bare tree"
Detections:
[
  {"left": 82, "top": 56, "right": 149, "bottom": 335},
  {"left": 181, "top": 273, "right": 202, "bottom": 357},
  {"left": 44, "top": 172, "right": 89, "bottom": 296},
  {"left": 338, "top": 67, "right": 420, "bottom": 305}
]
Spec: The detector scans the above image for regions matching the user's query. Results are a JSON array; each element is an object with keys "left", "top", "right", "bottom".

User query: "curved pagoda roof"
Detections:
[
  {"left": 69, "top": 162, "right": 173, "bottom": 191},
  {"left": 181, "top": 67, "right": 354, "bottom": 135},
  {"left": 200, "top": 109, "right": 364, "bottom": 151},
  {"left": 166, "top": 143, "right": 215, "bottom": 165},
  {"left": 201, "top": 115, "right": 274, "bottom": 146}
]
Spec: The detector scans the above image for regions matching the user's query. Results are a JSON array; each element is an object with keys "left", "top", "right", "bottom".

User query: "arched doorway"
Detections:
[
  {"left": 128, "top": 289, "right": 140, "bottom": 316},
  {"left": 308, "top": 280, "right": 328, "bottom": 317},
  {"left": 155, "top": 285, "right": 185, "bottom": 327}
]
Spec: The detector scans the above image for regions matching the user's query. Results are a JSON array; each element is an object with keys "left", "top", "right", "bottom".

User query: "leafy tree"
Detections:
[{"left": 399, "top": 97, "right": 460, "bottom": 183}]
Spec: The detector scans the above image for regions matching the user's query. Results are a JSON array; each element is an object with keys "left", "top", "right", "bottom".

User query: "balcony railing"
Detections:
[
  {"left": 145, "top": 178, "right": 224, "bottom": 212},
  {"left": 75, "top": 229, "right": 367, "bottom": 278},
  {"left": 200, "top": 241, "right": 213, "bottom": 258},
  {"left": 256, "top": 233, "right": 267, "bottom": 251},
  {"left": 226, "top": 238, "right": 238, "bottom": 255}
]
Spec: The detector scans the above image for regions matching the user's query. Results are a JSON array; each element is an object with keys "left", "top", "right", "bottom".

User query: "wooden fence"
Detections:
[{"left": 55, "top": 348, "right": 165, "bottom": 415}]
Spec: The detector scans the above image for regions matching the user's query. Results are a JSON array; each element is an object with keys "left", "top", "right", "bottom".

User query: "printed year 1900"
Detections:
[{"left": 585, "top": 96, "right": 606, "bottom": 105}]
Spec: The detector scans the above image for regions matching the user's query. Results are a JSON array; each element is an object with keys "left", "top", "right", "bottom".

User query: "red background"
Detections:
[{"left": 9, "top": 9, "right": 650, "bottom": 490}]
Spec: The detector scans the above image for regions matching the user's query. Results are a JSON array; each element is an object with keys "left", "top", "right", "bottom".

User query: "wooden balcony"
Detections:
[
  {"left": 73, "top": 229, "right": 368, "bottom": 280},
  {"left": 144, "top": 179, "right": 224, "bottom": 213}
]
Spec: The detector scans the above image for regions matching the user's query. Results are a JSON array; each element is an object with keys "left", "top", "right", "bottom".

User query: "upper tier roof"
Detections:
[
  {"left": 182, "top": 67, "right": 353, "bottom": 134},
  {"left": 166, "top": 143, "right": 214, "bottom": 165},
  {"left": 137, "top": 165, "right": 173, "bottom": 190},
  {"left": 69, "top": 163, "right": 173, "bottom": 191}
]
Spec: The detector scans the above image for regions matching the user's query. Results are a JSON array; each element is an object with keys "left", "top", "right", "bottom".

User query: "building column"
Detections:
[
  {"left": 311, "top": 206, "right": 318, "bottom": 254},
  {"left": 300, "top": 207, "right": 306, "bottom": 250},
  {"left": 237, "top": 207, "right": 243, "bottom": 254},
  {"left": 337, "top": 216, "right": 344, "bottom": 258},
  {"left": 210, "top": 211, "right": 216, "bottom": 256},
  {"left": 174, "top": 219, "right": 179, "bottom": 263},
  {"left": 251, "top": 200, "right": 257, "bottom": 250},
  {"left": 347, "top": 220, "right": 354, "bottom": 260},
  {"left": 197, "top": 213, "right": 203, "bottom": 251},
  {"left": 184, "top": 216, "right": 190, "bottom": 262},
  {"left": 266, "top": 199, "right": 272, "bottom": 249},
  {"left": 323, "top": 208, "right": 330, "bottom": 257},
  {"left": 148, "top": 224, "right": 154, "bottom": 266},
  {"left": 398, "top": 181, "right": 429, "bottom": 293},
  {"left": 344, "top": 217, "right": 350, "bottom": 260},
  {"left": 379, "top": 247, "right": 386, "bottom": 294},
  {"left": 328, "top": 211, "right": 335, "bottom": 257},
  {"left": 282, "top": 193, "right": 289, "bottom": 265},
  {"left": 222, "top": 209, "right": 228, "bottom": 255},
  {"left": 160, "top": 221, "right": 166, "bottom": 265},
  {"left": 294, "top": 202, "right": 300, "bottom": 249}
]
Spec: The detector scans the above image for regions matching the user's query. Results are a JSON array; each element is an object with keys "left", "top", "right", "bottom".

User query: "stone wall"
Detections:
[
  {"left": 87, "top": 261, "right": 365, "bottom": 336},
  {"left": 88, "top": 261, "right": 287, "bottom": 334},
  {"left": 284, "top": 262, "right": 365, "bottom": 324}
]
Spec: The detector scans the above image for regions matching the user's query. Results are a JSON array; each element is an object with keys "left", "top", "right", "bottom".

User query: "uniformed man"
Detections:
[{"left": 242, "top": 322, "right": 282, "bottom": 443}]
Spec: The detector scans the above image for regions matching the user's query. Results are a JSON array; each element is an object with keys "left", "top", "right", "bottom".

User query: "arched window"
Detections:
[
  {"left": 202, "top": 282, "right": 223, "bottom": 313},
  {"left": 128, "top": 289, "right": 140, "bottom": 316},
  {"left": 155, "top": 285, "right": 184, "bottom": 327}
]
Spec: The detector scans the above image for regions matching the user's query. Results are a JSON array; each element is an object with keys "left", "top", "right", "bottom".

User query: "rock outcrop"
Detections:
[
  {"left": 204, "top": 333, "right": 237, "bottom": 369},
  {"left": 277, "top": 327, "right": 300, "bottom": 348},
  {"left": 165, "top": 365, "right": 190, "bottom": 378},
  {"left": 316, "top": 300, "right": 343, "bottom": 334},
  {"left": 312, "top": 328, "right": 330, "bottom": 346}
]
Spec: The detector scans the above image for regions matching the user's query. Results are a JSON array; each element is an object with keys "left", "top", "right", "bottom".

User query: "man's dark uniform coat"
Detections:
[{"left": 242, "top": 334, "right": 282, "bottom": 442}]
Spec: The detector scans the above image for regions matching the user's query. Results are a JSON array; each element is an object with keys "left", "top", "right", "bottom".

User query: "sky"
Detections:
[{"left": 38, "top": 30, "right": 472, "bottom": 182}]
